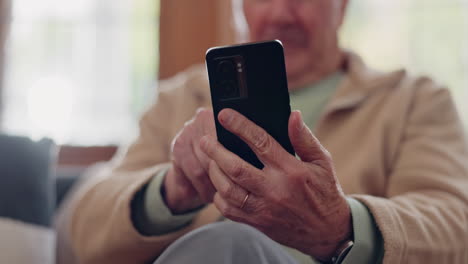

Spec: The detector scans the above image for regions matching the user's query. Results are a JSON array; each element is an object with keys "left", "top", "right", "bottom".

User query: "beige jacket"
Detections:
[{"left": 65, "top": 53, "right": 468, "bottom": 263}]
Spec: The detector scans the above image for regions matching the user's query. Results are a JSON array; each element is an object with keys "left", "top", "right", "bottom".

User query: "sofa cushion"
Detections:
[{"left": 0, "top": 135, "right": 56, "bottom": 227}]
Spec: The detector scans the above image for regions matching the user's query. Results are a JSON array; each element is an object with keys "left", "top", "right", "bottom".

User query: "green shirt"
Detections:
[
  {"left": 289, "top": 71, "right": 343, "bottom": 130},
  {"left": 132, "top": 71, "right": 384, "bottom": 264}
]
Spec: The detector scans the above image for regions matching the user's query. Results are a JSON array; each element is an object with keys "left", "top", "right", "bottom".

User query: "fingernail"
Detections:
[
  {"left": 296, "top": 111, "right": 305, "bottom": 131},
  {"left": 219, "top": 109, "right": 233, "bottom": 125}
]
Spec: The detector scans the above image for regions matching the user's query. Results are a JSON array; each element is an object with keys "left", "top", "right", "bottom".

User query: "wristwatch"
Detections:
[{"left": 329, "top": 240, "right": 354, "bottom": 264}]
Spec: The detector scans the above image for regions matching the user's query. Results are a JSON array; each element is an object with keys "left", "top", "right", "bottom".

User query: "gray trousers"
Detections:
[{"left": 154, "top": 222, "right": 301, "bottom": 264}]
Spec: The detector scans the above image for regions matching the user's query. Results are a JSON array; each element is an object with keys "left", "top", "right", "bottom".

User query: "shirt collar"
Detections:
[{"left": 323, "top": 51, "right": 406, "bottom": 115}]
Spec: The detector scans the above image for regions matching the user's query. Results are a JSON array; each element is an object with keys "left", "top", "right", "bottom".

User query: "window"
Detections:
[
  {"left": 3, "top": 0, "right": 467, "bottom": 147},
  {"left": 3, "top": 0, "right": 159, "bottom": 145},
  {"left": 341, "top": 0, "right": 468, "bottom": 125}
]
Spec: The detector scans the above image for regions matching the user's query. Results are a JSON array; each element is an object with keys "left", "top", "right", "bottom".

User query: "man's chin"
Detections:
[{"left": 285, "top": 52, "right": 307, "bottom": 73}]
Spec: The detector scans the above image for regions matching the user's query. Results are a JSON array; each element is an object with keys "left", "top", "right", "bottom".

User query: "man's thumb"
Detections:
[{"left": 288, "top": 111, "right": 327, "bottom": 163}]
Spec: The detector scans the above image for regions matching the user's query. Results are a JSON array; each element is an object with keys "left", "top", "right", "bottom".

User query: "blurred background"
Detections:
[{"left": 0, "top": 0, "right": 467, "bottom": 166}]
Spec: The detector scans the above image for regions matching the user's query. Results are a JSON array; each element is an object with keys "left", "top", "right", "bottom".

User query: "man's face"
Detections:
[{"left": 243, "top": 0, "right": 346, "bottom": 82}]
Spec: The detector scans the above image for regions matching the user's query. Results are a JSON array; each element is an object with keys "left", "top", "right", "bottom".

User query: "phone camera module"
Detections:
[{"left": 216, "top": 60, "right": 240, "bottom": 99}]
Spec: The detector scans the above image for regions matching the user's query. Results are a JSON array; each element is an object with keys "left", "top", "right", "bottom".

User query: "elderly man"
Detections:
[{"left": 62, "top": 0, "right": 468, "bottom": 263}]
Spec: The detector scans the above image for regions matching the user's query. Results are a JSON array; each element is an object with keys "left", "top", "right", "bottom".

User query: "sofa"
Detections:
[{"left": 0, "top": 134, "right": 86, "bottom": 263}]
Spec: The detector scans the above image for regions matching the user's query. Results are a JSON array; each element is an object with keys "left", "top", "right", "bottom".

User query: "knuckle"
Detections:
[
  {"left": 219, "top": 204, "right": 235, "bottom": 218},
  {"left": 194, "top": 110, "right": 203, "bottom": 120},
  {"left": 251, "top": 130, "right": 271, "bottom": 153},
  {"left": 172, "top": 137, "right": 185, "bottom": 154},
  {"left": 172, "top": 140, "right": 192, "bottom": 161},
  {"left": 184, "top": 121, "right": 198, "bottom": 137},
  {"left": 289, "top": 169, "right": 307, "bottom": 184},
  {"left": 195, "top": 108, "right": 211, "bottom": 122},
  {"left": 269, "top": 189, "right": 288, "bottom": 205},
  {"left": 283, "top": 169, "right": 310, "bottom": 194},
  {"left": 198, "top": 108, "right": 210, "bottom": 117},
  {"left": 173, "top": 125, "right": 193, "bottom": 148},
  {"left": 183, "top": 118, "right": 195, "bottom": 129},
  {"left": 202, "top": 138, "right": 215, "bottom": 156},
  {"left": 195, "top": 107, "right": 207, "bottom": 115},
  {"left": 230, "top": 160, "right": 247, "bottom": 179},
  {"left": 219, "top": 183, "right": 236, "bottom": 199},
  {"left": 192, "top": 166, "right": 205, "bottom": 180}
]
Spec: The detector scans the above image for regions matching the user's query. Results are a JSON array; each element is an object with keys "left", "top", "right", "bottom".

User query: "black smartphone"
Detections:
[{"left": 206, "top": 40, "right": 295, "bottom": 169}]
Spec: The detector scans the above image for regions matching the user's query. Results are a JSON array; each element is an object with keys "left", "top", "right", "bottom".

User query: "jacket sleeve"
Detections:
[
  {"left": 131, "top": 168, "right": 205, "bottom": 236},
  {"left": 353, "top": 82, "right": 468, "bottom": 263},
  {"left": 65, "top": 69, "right": 220, "bottom": 264}
]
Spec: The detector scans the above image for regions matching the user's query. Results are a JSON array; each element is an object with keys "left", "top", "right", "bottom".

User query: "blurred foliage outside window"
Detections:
[
  {"left": 341, "top": 0, "right": 468, "bottom": 126},
  {"left": 3, "top": 0, "right": 159, "bottom": 145}
]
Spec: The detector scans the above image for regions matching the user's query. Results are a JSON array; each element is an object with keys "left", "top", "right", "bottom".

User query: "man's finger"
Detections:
[
  {"left": 213, "top": 193, "right": 264, "bottom": 224},
  {"left": 192, "top": 108, "right": 216, "bottom": 171},
  {"left": 172, "top": 127, "right": 215, "bottom": 202},
  {"left": 208, "top": 160, "right": 249, "bottom": 208},
  {"left": 217, "top": 108, "right": 294, "bottom": 168},
  {"left": 288, "top": 110, "right": 330, "bottom": 163},
  {"left": 200, "top": 135, "right": 265, "bottom": 195},
  {"left": 213, "top": 193, "right": 248, "bottom": 223}
]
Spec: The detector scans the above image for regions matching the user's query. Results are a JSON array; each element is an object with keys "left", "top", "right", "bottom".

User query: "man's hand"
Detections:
[
  {"left": 200, "top": 109, "right": 352, "bottom": 261},
  {"left": 163, "top": 108, "right": 217, "bottom": 214}
]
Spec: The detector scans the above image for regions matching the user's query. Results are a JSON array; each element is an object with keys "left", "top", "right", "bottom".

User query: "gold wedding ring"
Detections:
[{"left": 240, "top": 193, "right": 250, "bottom": 209}]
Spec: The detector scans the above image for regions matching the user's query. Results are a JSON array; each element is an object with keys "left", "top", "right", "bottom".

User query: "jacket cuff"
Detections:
[
  {"left": 341, "top": 198, "right": 384, "bottom": 264},
  {"left": 133, "top": 168, "right": 203, "bottom": 236}
]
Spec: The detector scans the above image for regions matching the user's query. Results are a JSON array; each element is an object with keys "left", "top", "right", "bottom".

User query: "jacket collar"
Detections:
[{"left": 323, "top": 51, "right": 406, "bottom": 115}]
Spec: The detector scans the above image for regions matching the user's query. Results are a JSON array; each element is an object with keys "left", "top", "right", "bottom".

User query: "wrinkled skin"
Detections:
[
  {"left": 163, "top": 108, "right": 217, "bottom": 213},
  {"left": 200, "top": 109, "right": 351, "bottom": 260},
  {"left": 164, "top": 108, "right": 352, "bottom": 261}
]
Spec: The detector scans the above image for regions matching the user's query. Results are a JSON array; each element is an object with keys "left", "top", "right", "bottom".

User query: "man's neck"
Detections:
[{"left": 288, "top": 51, "right": 345, "bottom": 91}]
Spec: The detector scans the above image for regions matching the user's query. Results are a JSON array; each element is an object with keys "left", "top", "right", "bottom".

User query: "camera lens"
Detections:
[
  {"left": 216, "top": 59, "right": 240, "bottom": 99},
  {"left": 217, "top": 60, "right": 235, "bottom": 77},
  {"left": 220, "top": 80, "right": 237, "bottom": 97}
]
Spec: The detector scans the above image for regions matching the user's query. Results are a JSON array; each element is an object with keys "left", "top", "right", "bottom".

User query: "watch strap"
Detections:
[{"left": 330, "top": 240, "right": 354, "bottom": 264}]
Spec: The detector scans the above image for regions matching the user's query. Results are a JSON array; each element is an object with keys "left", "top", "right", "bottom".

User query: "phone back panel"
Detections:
[{"left": 206, "top": 41, "right": 295, "bottom": 169}]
